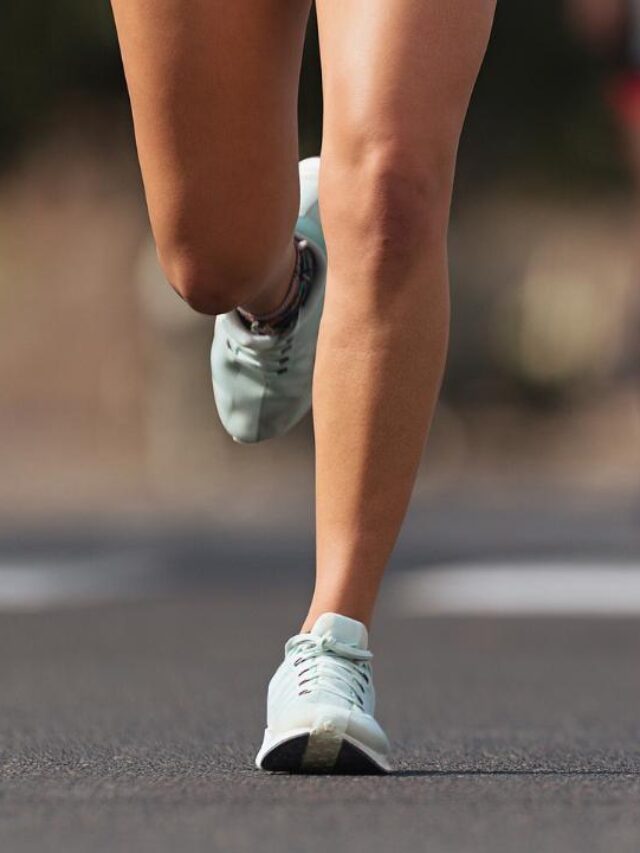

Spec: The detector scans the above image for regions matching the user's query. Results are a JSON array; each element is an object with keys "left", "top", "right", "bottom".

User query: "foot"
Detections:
[
  {"left": 255, "top": 613, "right": 392, "bottom": 774},
  {"left": 211, "top": 157, "right": 327, "bottom": 443}
]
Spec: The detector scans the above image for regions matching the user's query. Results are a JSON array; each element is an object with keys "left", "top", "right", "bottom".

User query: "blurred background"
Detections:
[
  {"left": 2, "top": 8, "right": 640, "bottom": 846},
  {"left": 1, "top": 0, "right": 638, "bottom": 540}
]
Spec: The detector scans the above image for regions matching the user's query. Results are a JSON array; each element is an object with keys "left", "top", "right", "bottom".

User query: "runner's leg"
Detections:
[
  {"left": 110, "top": 0, "right": 311, "bottom": 315},
  {"left": 306, "top": 0, "right": 496, "bottom": 628}
]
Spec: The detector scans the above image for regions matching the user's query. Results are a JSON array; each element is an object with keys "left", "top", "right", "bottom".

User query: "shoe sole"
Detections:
[{"left": 255, "top": 728, "right": 391, "bottom": 775}]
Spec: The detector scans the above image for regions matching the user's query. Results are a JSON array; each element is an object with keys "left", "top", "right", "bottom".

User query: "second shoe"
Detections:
[{"left": 211, "top": 157, "right": 327, "bottom": 443}]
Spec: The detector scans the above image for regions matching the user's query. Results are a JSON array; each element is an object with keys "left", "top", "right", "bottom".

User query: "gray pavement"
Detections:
[{"left": 0, "top": 500, "right": 639, "bottom": 852}]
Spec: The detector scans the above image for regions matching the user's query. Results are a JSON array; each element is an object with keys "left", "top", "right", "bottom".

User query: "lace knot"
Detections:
[{"left": 287, "top": 633, "right": 372, "bottom": 708}]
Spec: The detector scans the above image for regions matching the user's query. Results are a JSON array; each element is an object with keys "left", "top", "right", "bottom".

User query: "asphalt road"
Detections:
[{"left": 0, "top": 499, "right": 639, "bottom": 852}]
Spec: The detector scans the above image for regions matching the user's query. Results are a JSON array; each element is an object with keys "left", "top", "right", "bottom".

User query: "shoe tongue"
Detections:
[{"left": 310, "top": 613, "right": 368, "bottom": 650}]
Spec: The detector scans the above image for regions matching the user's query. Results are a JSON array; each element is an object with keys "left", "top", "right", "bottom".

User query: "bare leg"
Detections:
[
  {"left": 305, "top": 0, "right": 496, "bottom": 629},
  {"left": 109, "top": 0, "right": 311, "bottom": 315}
]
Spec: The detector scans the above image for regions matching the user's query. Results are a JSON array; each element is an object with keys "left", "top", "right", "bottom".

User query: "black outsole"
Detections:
[
  {"left": 334, "top": 739, "right": 386, "bottom": 775},
  {"left": 261, "top": 734, "right": 310, "bottom": 772},
  {"left": 260, "top": 734, "right": 386, "bottom": 775}
]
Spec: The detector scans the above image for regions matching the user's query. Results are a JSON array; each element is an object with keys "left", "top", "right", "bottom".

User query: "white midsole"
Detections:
[{"left": 255, "top": 726, "right": 392, "bottom": 773}]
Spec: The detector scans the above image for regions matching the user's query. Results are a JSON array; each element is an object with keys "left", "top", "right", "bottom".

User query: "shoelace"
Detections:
[
  {"left": 288, "top": 633, "right": 372, "bottom": 709},
  {"left": 229, "top": 332, "right": 295, "bottom": 375}
]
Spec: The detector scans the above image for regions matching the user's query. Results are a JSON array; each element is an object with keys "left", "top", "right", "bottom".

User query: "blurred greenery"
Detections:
[
  {"left": 461, "top": 0, "right": 622, "bottom": 192},
  {"left": 1, "top": 2, "right": 121, "bottom": 164},
  {"left": 0, "top": 0, "right": 623, "bottom": 187}
]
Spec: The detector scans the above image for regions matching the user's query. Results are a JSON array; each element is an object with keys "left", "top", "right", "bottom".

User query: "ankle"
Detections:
[
  {"left": 302, "top": 603, "right": 373, "bottom": 633},
  {"left": 237, "top": 241, "right": 297, "bottom": 317},
  {"left": 238, "top": 237, "right": 315, "bottom": 335}
]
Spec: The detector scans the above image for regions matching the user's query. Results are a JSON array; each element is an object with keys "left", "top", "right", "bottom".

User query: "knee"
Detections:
[
  {"left": 158, "top": 242, "right": 279, "bottom": 316},
  {"left": 321, "top": 139, "right": 454, "bottom": 266}
]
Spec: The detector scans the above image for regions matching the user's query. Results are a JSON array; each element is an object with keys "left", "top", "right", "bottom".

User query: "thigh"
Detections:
[
  {"left": 315, "top": 0, "right": 495, "bottom": 172},
  {"left": 110, "top": 0, "right": 310, "bottom": 265}
]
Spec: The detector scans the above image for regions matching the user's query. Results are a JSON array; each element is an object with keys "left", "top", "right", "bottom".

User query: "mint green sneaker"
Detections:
[
  {"left": 255, "top": 613, "right": 392, "bottom": 774},
  {"left": 211, "top": 157, "right": 326, "bottom": 443}
]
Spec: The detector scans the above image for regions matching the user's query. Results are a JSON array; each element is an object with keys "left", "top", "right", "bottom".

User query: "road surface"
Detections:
[{"left": 0, "top": 497, "right": 638, "bottom": 852}]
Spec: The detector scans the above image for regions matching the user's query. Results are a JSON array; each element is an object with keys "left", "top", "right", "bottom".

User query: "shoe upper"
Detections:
[
  {"left": 266, "top": 613, "right": 390, "bottom": 755},
  {"left": 211, "top": 157, "right": 326, "bottom": 443}
]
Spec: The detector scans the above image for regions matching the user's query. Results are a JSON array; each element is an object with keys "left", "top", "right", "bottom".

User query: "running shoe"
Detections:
[
  {"left": 211, "top": 157, "right": 326, "bottom": 443},
  {"left": 255, "top": 612, "right": 392, "bottom": 774}
]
